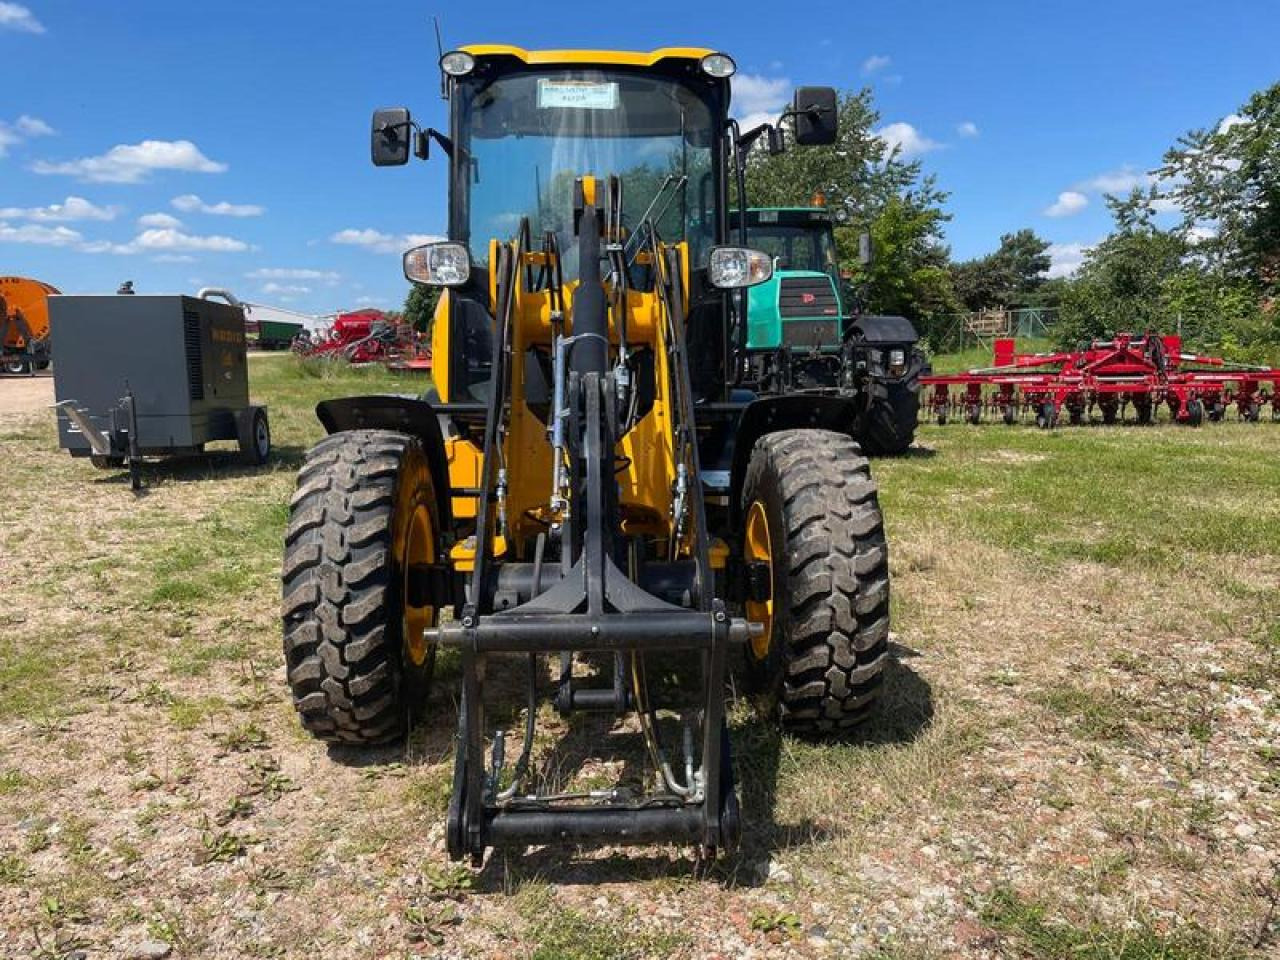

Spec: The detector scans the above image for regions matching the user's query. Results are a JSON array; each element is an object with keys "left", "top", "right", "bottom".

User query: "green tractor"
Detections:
[{"left": 739, "top": 206, "right": 924, "bottom": 455}]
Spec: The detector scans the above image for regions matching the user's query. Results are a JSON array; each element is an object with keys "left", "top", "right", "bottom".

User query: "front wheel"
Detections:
[
  {"left": 282, "top": 430, "right": 442, "bottom": 744},
  {"left": 741, "top": 429, "right": 891, "bottom": 735}
]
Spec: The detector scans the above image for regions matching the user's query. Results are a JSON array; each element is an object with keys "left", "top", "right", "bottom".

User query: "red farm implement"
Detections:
[
  {"left": 921, "top": 334, "right": 1280, "bottom": 428},
  {"left": 294, "top": 309, "right": 431, "bottom": 372}
]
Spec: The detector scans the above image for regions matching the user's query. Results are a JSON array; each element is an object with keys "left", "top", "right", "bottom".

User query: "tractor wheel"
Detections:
[
  {"left": 282, "top": 430, "right": 441, "bottom": 744},
  {"left": 238, "top": 406, "right": 271, "bottom": 465},
  {"left": 857, "top": 383, "right": 919, "bottom": 456},
  {"left": 741, "top": 429, "right": 890, "bottom": 735}
]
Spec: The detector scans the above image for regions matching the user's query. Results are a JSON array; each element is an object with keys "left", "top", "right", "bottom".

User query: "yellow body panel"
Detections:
[
  {"left": 458, "top": 45, "right": 715, "bottom": 68},
  {"left": 436, "top": 230, "right": 690, "bottom": 557}
]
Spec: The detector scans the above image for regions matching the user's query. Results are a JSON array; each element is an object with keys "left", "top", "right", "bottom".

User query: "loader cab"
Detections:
[{"left": 372, "top": 46, "right": 837, "bottom": 406}]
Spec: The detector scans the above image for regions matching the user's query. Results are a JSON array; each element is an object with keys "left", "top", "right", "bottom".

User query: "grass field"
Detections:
[{"left": 1, "top": 353, "right": 1278, "bottom": 959}]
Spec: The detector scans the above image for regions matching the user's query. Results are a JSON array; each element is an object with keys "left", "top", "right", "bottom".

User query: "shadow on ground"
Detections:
[{"left": 456, "top": 644, "right": 934, "bottom": 890}]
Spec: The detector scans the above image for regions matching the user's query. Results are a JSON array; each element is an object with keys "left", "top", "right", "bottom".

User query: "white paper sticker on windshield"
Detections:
[{"left": 537, "top": 79, "right": 619, "bottom": 110}]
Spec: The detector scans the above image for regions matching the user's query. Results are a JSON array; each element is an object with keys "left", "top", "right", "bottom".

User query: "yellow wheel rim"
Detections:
[
  {"left": 397, "top": 454, "right": 437, "bottom": 668},
  {"left": 744, "top": 500, "right": 774, "bottom": 661}
]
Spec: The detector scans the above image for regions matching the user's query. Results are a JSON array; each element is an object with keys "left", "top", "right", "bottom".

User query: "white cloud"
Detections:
[
  {"left": 261, "top": 282, "right": 311, "bottom": 295},
  {"left": 731, "top": 73, "right": 789, "bottom": 124},
  {"left": 0, "top": 195, "right": 119, "bottom": 222},
  {"left": 1150, "top": 194, "right": 1181, "bottom": 214},
  {"left": 138, "top": 212, "right": 182, "bottom": 228},
  {"left": 31, "top": 139, "right": 227, "bottom": 183},
  {"left": 151, "top": 254, "right": 195, "bottom": 263},
  {"left": 875, "top": 122, "right": 941, "bottom": 158},
  {"left": 15, "top": 114, "right": 54, "bottom": 136},
  {"left": 0, "top": 221, "right": 82, "bottom": 246},
  {"left": 861, "top": 54, "right": 891, "bottom": 75},
  {"left": 0, "top": 2, "right": 44, "bottom": 33},
  {"left": 172, "top": 193, "right": 264, "bottom": 217},
  {"left": 1077, "top": 166, "right": 1152, "bottom": 195},
  {"left": 330, "top": 227, "right": 443, "bottom": 255},
  {"left": 247, "top": 267, "right": 340, "bottom": 282},
  {"left": 0, "top": 113, "right": 54, "bottom": 156},
  {"left": 132, "top": 227, "right": 247, "bottom": 252},
  {"left": 957, "top": 121, "right": 979, "bottom": 138},
  {"left": 1044, "top": 190, "right": 1088, "bottom": 218},
  {"left": 1046, "top": 242, "right": 1090, "bottom": 279},
  {"left": 1187, "top": 224, "right": 1217, "bottom": 243}
]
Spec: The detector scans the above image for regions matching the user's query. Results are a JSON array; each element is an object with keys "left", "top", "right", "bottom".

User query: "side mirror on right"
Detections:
[
  {"left": 371, "top": 107, "right": 412, "bottom": 167},
  {"left": 791, "top": 86, "right": 838, "bottom": 146},
  {"left": 858, "top": 231, "right": 874, "bottom": 267}
]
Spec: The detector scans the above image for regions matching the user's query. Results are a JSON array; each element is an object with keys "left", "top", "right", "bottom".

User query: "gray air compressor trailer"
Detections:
[{"left": 50, "top": 289, "right": 270, "bottom": 487}]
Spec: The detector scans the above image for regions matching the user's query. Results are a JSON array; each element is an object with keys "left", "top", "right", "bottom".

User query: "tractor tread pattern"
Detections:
[
  {"left": 281, "top": 429, "right": 415, "bottom": 744},
  {"left": 746, "top": 429, "right": 891, "bottom": 734},
  {"left": 857, "top": 380, "right": 919, "bottom": 456}
]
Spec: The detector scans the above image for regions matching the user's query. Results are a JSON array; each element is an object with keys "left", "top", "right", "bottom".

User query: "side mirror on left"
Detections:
[
  {"left": 791, "top": 86, "right": 838, "bottom": 146},
  {"left": 371, "top": 107, "right": 412, "bottom": 167}
]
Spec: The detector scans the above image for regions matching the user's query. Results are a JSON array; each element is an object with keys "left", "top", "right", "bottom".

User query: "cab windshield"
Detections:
[
  {"left": 746, "top": 219, "right": 839, "bottom": 278},
  {"left": 455, "top": 66, "right": 718, "bottom": 270}
]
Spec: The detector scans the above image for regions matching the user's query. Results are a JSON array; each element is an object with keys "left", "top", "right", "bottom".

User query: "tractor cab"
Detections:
[{"left": 742, "top": 207, "right": 844, "bottom": 352}]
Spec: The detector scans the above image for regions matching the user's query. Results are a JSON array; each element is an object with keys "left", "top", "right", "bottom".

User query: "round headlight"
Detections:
[
  {"left": 440, "top": 50, "right": 476, "bottom": 77},
  {"left": 700, "top": 53, "right": 736, "bottom": 79}
]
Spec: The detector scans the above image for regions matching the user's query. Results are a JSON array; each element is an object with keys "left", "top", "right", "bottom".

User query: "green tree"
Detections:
[
  {"left": 950, "top": 229, "right": 1053, "bottom": 311},
  {"left": 1159, "top": 82, "right": 1280, "bottom": 293},
  {"left": 403, "top": 284, "right": 439, "bottom": 335}
]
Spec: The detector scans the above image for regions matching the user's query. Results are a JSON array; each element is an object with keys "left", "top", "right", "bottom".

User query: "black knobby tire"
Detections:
[
  {"left": 1185, "top": 398, "right": 1204, "bottom": 427},
  {"left": 742, "top": 429, "right": 891, "bottom": 734},
  {"left": 282, "top": 430, "right": 440, "bottom": 744},
  {"left": 857, "top": 381, "right": 920, "bottom": 456}
]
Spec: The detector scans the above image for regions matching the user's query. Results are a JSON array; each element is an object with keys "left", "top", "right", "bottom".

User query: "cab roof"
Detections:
[{"left": 458, "top": 45, "right": 717, "bottom": 68}]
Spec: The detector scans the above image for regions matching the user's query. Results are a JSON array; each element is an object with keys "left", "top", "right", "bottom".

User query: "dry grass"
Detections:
[{"left": 1, "top": 355, "right": 1278, "bottom": 959}]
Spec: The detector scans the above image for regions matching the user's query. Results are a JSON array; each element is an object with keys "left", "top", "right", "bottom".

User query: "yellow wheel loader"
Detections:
[{"left": 282, "top": 45, "right": 891, "bottom": 864}]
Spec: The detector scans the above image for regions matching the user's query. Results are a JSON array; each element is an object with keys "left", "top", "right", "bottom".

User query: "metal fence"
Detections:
[{"left": 932, "top": 308, "right": 1059, "bottom": 352}]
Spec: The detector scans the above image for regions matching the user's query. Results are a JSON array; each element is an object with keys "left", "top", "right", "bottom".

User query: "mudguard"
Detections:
[
  {"left": 316, "top": 394, "right": 452, "bottom": 528},
  {"left": 727, "top": 393, "right": 859, "bottom": 526}
]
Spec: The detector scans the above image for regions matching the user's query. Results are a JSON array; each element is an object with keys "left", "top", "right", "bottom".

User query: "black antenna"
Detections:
[{"left": 434, "top": 16, "right": 447, "bottom": 100}]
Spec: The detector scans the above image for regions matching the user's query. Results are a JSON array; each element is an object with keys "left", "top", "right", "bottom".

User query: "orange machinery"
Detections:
[{"left": 1, "top": 276, "right": 59, "bottom": 374}]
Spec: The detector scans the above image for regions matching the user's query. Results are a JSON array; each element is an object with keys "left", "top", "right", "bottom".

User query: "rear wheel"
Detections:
[
  {"left": 238, "top": 406, "right": 271, "bottom": 465},
  {"left": 741, "top": 429, "right": 890, "bottom": 734},
  {"left": 282, "top": 430, "right": 441, "bottom": 744},
  {"left": 3, "top": 357, "right": 29, "bottom": 375}
]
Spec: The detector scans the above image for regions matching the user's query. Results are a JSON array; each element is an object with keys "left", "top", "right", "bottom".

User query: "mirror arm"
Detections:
[{"left": 413, "top": 126, "right": 454, "bottom": 161}]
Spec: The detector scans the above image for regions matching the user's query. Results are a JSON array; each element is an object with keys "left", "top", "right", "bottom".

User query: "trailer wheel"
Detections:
[
  {"left": 1184, "top": 398, "right": 1204, "bottom": 426},
  {"left": 1035, "top": 402, "right": 1057, "bottom": 430},
  {"left": 1001, "top": 404, "right": 1016, "bottom": 426},
  {"left": 238, "top": 406, "right": 271, "bottom": 465},
  {"left": 741, "top": 429, "right": 890, "bottom": 734},
  {"left": 282, "top": 430, "right": 441, "bottom": 744},
  {"left": 90, "top": 454, "right": 125, "bottom": 470},
  {"left": 3, "top": 357, "right": 29, "bottom": 375}
]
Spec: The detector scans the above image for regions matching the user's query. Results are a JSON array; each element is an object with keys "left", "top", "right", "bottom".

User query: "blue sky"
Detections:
[{"left": 1, "top": 0, "right": 1276, "bottom": 315}]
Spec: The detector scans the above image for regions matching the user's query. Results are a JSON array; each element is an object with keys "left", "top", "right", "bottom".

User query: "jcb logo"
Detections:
[
  {"left": 211, "top": 328, "right": 244, "bottom": 345},
  {"left": 801, "top": 292, "right": 816, "bottom": 305}
]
